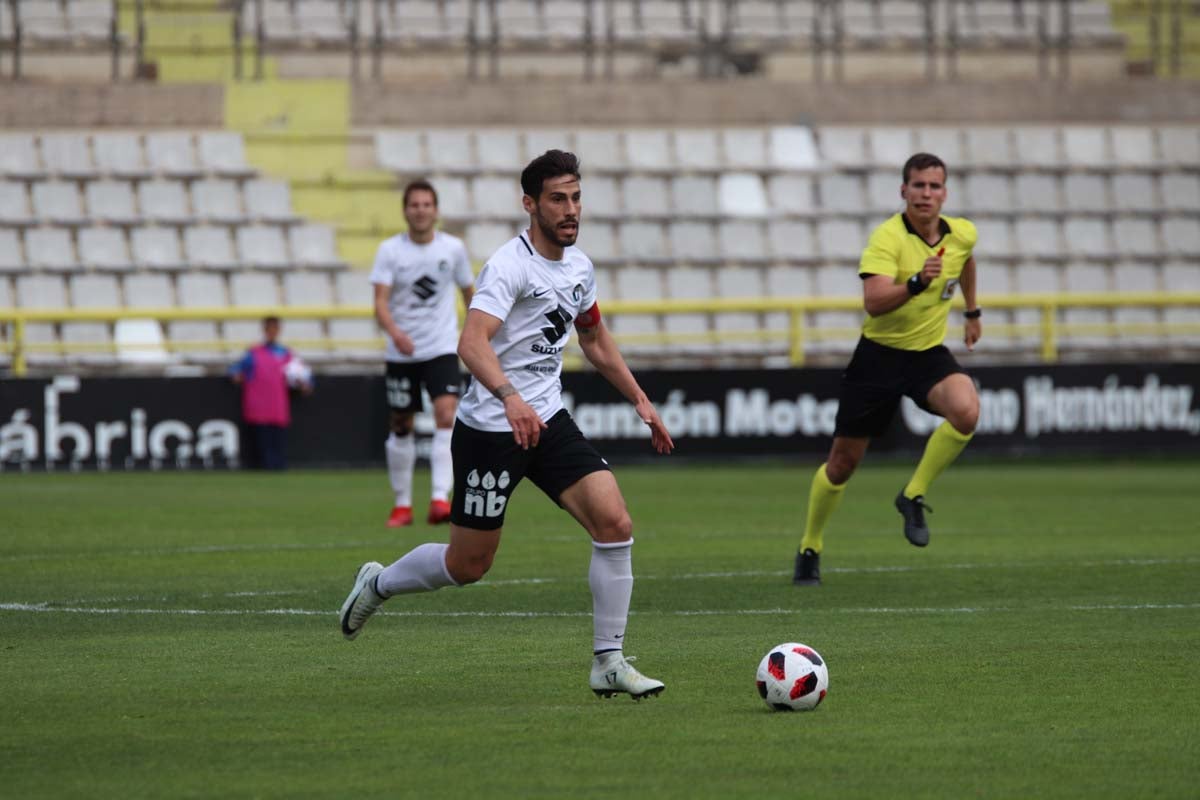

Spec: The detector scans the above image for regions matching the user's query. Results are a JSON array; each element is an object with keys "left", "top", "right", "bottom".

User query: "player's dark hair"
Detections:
[
  {"left": 521, "top": 150, "right": 581, "bottom": 199},
  {"left": 403, "top": 179, "right": 438, "bottom": 207},
  {"left": 902, "top": 153, "right": 948, "bottom": 183},
  {"left": 263, "top": 315, "right": 280, "bottom": 328}
]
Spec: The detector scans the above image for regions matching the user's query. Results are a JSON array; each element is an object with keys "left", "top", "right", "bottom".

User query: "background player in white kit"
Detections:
[
  {"left": 371, "top": 180, "right": 475, "bottom": 527},
  {"left": 342, "top": 151, "right": 674, "bottom": 700}
]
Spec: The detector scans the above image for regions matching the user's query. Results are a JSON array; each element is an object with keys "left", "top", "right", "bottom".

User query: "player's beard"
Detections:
[{"left": 534, "top": 208, "right": 578, "bottom": 248}]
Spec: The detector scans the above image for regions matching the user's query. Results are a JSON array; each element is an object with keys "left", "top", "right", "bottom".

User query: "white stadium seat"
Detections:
[
  {"left": 197, "top": 131, "right": 256, "bottom": 178},
  {"left": 123, "top": 273, "right": 175, "bottom": 308},
  {"left": 229, "top": 271, "right": 281, "bottom": 307},
  {"left": 93, "top": 133, "right": 152, "bottom": 179},
  {"left": 721, "top": 129, "right": 768, "bottom": 170},
  {"left": 85, "top": 181, "right": 140, "bottom": 226},
  {"left": 24, "top": 228, "right": 77, "bottom": 272},
  {"left": 78, "top": 227, "right": 134, "bottom": 272},
  {"left": 131, "top": 227, "right": 186, "bottom": 271},
  {"left": 236, "top": 225, "right": 291, "bottom": 270},
  {"left": 0, "top": 134, "right": 46, "bottom": 180},
  {"left": 0, "top": 230, "right": 26, "bottom": 273},
  {"left": 184, "top": 225, "right": 239, "bottom": 271},
  {"left": 668, "top": 221, "right": 718, "bottom": 263},
  {"left": 138, "top": 180, "right": 193, "bottom": 225},
  {"left": 0, "top": 181, "right": 36, "bottom": 226},
  {"left": 32, "top": 181, "right": 87, "bottom": 226},
  {"left": 244, "top": 178, "right": 298, "bottom": 223},
  {"left": 289, "top": 224, "right": 345, "bottom": 271},
  {"left": 145, "top": 132, "right": 203, "bottom": 178},
  {"left": 575, "top": 130, "right": 624, "bottom": 172},
  {"left": 625, "top": 130, "right": 672, "bottom": 171},
  {"left": 768, "top": 127, "right": 819, "bottom": 171},
  {"left": 717, "top": 173, "right": 767, "bottom": 218},
  {"left": 674, "top": 129, "right": 722, "bottom": 171},
  {"left": 39, "top": 133, "right": 96, "bottom": 180},
  {"left": 192, "top": 179, "right": 246, "bottom": 225}
]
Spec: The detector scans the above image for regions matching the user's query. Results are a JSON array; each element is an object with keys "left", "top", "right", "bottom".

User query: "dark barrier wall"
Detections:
[{"left": 1, "top": 364, "right": 1198, "bottom": 470}]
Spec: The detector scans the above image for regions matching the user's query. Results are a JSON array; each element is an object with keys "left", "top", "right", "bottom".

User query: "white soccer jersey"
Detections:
[
  {"left": 369, "top": 231, "right": 474, "bottom": 363},
  {"left": 457, "top": 231, "right": 598, "bottom": 432}
]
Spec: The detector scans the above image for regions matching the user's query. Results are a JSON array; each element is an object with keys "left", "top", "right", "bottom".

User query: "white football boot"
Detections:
[
  {"left": 589, "top": 651, "right": 665, "bottom": 700},
  {"left": 339, "top": 561, "right": 385, "bottom": 641}
]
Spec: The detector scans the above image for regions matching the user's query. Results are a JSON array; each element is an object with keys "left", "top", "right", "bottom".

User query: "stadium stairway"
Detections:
[
  {"left": 119, "top": 0, "right": 278, "bottom": 83},
  {"left": 128, "top": 0, "right": 397, "bottom": 268},
  {"left": 1110, "top": 0, "right": 1200, "bottom": 78},
  {"left": 223, "top": 79, "right": 400, "bottom": 268}
]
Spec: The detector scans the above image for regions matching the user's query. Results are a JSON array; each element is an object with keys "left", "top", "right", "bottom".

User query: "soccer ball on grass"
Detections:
[{"left": 756, "top": 642, "right": 829, "bottom": 712}]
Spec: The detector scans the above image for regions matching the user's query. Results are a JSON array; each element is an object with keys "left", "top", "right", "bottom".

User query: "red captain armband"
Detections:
[{"left": 574, "top": 302, "right": 602, "bottom": 330}]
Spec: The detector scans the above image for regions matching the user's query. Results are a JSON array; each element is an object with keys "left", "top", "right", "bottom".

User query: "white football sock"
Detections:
[
  {"left": 589, "top": 539, "right": 634, "bottom": 653},
  {"left": 386, "top": 433, "right": 415, "bottom": 507},
  {"left": 376, "top": 542, "right": 459, "bottom": 597},
  {"left": 430, "top": 427, "right": 453, "bottom": 502}
]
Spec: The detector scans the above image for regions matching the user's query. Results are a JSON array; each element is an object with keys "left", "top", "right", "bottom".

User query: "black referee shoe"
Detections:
[
  {"left": 793, "top": 548, "right": 820, "bottom": 586},
  {"left": 894, "top": 490, "right": 932, "bottom": 547}
]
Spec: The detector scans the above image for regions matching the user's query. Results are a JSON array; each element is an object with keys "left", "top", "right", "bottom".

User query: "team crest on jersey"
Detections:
[
  {"left": 438, "top": 259, "right": 449, "bottom": 272},
  {"left": 572, "top": 284, "right": 583, "bottom": 302}
]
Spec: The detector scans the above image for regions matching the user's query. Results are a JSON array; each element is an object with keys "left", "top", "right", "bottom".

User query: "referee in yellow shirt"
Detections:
[{"left": 794, "top": 153, "right": 982, "bottom": 586}]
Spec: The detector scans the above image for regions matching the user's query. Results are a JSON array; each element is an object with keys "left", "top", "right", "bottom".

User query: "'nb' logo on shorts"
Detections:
[{"left": 464, "top": 469, "right": 510, "bottom": 518}]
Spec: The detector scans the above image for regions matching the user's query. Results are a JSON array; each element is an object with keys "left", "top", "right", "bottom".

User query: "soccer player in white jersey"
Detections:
[
  {"left": 371, "top": 180, "right": 475, "bottom": 527},
  {"left": 341, "top": 150, "right": 674, "bottom": 700}
]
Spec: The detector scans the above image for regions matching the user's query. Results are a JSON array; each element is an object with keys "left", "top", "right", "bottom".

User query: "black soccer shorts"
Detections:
[
  {"left": 384, "top": 354, "right": 463, "bottom": 414},
  {"left": 833, "top": 336, "right": 967, "bottom": 438},
  {"left": 449, "top": 409, "right": 612, "bottom": 530}
]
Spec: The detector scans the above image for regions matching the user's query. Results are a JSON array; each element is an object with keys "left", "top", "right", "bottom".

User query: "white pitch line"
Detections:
[
  {"left": 0, "top": 541, "right": 386, "bottom": 563},
  {"left": 2, "top": 602, "right": 1198, "bottom": 619},
  {"left": 10, "top": 557, "right": 1198, "bottom": 605},
  {"left": 487, "top": 556, "right": 1200, "bottom": 586}
]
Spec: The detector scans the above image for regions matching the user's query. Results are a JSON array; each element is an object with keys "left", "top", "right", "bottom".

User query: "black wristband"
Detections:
[
  {"left": 906, "top": 273, "right": 928, "bottom": 296},
  {"left": 963, "top": 308, "right": 982, "bottom": 319}
]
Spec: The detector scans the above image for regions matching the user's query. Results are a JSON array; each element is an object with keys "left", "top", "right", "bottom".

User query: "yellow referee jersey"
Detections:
[{"left": 858, "top": 213, "right": 978, "bottom": 351}]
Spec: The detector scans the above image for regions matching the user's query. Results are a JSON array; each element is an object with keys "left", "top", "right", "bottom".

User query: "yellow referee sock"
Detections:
[
  {"left": 904, "top": 421, "right": 974, "bottom": 499},
  {"left": 799, "top": 464, "right": 846, "bottom": 554}
]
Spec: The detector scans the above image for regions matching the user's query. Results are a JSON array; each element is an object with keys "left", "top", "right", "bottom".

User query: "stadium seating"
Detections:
[
  {"left": 55, "top": 4, "right": 1159, "bottom": 91},
  {"left": 244, "top": 0, "right": 1125, "bottom": 70},
  {"left": 368, "top": 123, "right": 1199, "bottom": 361},
  {"left": 3, "top": 121, "right": 1199, "bottom": 369},
  {"left": 2, "top": 0, "right": 1154, "bottom": 88},
  {"left": 0, "top": 129, "right": 349, "bottom": 367}
]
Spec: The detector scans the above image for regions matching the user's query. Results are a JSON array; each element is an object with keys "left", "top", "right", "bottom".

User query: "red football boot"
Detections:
[
  {"left": 426, "top": 499, "right": 452, "bottom": 525},
  {"left": 386, "top": 506, "right": 413, "bottom": 528}
]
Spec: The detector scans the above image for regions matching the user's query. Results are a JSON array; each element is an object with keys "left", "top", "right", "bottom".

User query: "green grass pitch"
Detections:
[{"left": 2, "top": 460, "right": 1198, "bottom": 799}]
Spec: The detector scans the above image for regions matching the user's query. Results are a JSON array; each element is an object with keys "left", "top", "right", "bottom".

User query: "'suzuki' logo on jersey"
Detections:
[
  {"left": 540, "top": 305, "right": 574, "bottom": 344},
  {"left": 412, "top": 275, "right": 438, "bottom": 301}
]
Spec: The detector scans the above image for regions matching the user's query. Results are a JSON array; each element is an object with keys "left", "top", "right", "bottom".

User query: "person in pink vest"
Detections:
[{"left": 229, "top": 317, "right": 312, "bottom": 470}]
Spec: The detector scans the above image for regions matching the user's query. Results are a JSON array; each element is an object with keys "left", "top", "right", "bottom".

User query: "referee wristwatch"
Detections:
[
  {"left": 963, "top": 308, "right": 982, "bottom": 319},
  {"left": 906, "top": 273, "right": 928, "bottom": 295}
]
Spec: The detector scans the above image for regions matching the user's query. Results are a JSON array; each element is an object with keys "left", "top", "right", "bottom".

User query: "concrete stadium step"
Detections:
[{"left": 120, "top": 0, "right": 278, "bottom": 83}]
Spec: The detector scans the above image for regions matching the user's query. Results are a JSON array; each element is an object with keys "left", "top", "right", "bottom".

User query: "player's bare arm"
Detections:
[
  {"left": 459, "top": 284, "right": 475, "bottom": 308},
  {"left": 576, "top": 314, "right": 674, "bottom": 455},
  {"left": 961, "top": 256, "right": 982, "bottom": 351},
  {"left": 457, "top": 308, "right": 546, "bottom": 450},
  {"left": 863, "top": 250, "right": 944, "bottom": 318},
  {"left": 373, "top": 282, "right": 415, "bottom": 356}
]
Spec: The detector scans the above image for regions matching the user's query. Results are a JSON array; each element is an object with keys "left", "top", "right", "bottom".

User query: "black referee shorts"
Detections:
[
  {"left": 834, "top": 336, "right": 966, "bottom": 438},
  {"left": 449, "top": 409, "right": 612, "bottom": 531}
]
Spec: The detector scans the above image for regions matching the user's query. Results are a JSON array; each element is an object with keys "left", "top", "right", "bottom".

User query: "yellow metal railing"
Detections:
[{"left": 2, "top": 292, "right": 1200, "bottom": 377}]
